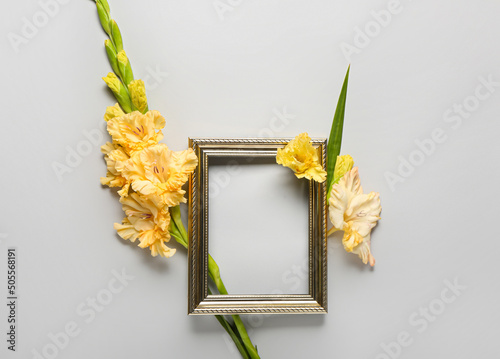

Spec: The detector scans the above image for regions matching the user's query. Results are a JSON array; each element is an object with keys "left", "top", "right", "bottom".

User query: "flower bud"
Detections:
[
  {"left": 104, "top": 103, "right": 125, "bottom": 122},
  {"left": 110, "top": 20, "right": 123, "bottom": 52},
  {"left": 96, "top": 1, "right": 111, "bottom": 35},
  {"left": 333, "top": 155, "right": 354, "bottom": 184},
  {"left": 117, "top": 50, "right": 134, "bottom": 85},
  {"left": 102, "top": 73, "right": 132, "bottom": 113},
  {"left": 104, "top": 40, "right": 120, "bottom": 76},
  {"left": 128, "top": 80, "right": 148, "bottom": 113}
]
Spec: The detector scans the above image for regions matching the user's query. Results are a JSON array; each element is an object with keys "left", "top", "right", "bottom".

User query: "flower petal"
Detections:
[
  {"left": 327, "top": 167, "right": 381, "bottom": 266},
  {"left": 276, "top": 133, "right": 326, "bottom": 183},
  {"left": 114, "top": 193, "right": 174, "bottom": 258},
  {"left": 107, "top": 110, "right": 165, "bottom": 155},
  {"left": 328, "top": 184, "right": 349, "bottom": 230},
  {"left": 123, "top": 144, "right": 198, "bottom": 207},
  {"left": 351, "top": 234, "right": 375, "bottom": 267},
  {"left": 332, "top": 154, "right": 354, "bottom": 185},
  {"left": 114, "top": 219, "right": 139, "bottom": 242},
  {"left": 345, "top": 191, "right": 381, "bottom": 237}
]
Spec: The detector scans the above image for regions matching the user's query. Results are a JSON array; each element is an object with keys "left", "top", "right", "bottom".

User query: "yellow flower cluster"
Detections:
[
  {"left": 100, "top": 107, "right": 198, "bottom": 257},
  {"left": 276, "top": 133, "right": 327, "bottom": 182},
  {"left": 276, "top": 132, "right": 382, "bottom": 266}
]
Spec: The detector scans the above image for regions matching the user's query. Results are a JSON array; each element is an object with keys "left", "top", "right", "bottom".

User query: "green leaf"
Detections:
[
  {"left": 110, "top": 20, "right": 123, "bottom": 52},
  {"left": 326, "top": 65, "right": 350, "bottom": 196},
  {"left": 209, "top": 291, "right": 251, "bottom": 359},
  {"left": 98, "top": 0, "right": 110, "bottom": 13},
  {"left": 96, "top": 2, "right": 111, "bottom": 36},
  {"left": 213, "top": 316, "right": 250, "bottom": 359},
  {"left": 102, "top": 73, "right": 133, "bottom": 113},
  {"left": 232, "top": 315, "right": 261, "bottom": 359},
  {"left": 124, "top": 62, "right": 134, "bottom": 85},
  {"left": 104, "top": 40, "right": 120, "bottom": 77}
]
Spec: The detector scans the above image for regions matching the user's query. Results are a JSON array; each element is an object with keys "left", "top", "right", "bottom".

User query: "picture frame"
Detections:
[{"left": 188, "top": 138, "right": 327, "bottom": 315}]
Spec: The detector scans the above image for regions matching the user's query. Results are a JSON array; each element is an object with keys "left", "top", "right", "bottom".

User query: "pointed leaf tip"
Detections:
[{"left": 326, "top": 66, "right": 350, "bottom": 198}]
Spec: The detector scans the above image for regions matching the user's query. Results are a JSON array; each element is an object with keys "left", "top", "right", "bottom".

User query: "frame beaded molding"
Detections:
[{"left": 188, "top": 138, "right": 327, "bottom": 315}]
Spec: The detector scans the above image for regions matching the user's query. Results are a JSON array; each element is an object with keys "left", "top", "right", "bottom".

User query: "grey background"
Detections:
[
  {"left": 1, "top": 0, "right": 499, "bottom": 358},
  {"left": 209, "top": 157, "right": 310, "bottom": 295}
]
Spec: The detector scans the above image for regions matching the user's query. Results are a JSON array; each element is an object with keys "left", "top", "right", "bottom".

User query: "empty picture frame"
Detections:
[{"left": 188, "top": 138, "right": 327, "bottom": 315}]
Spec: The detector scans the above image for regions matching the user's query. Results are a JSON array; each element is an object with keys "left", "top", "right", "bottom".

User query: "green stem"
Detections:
[
  {"left": 206, "top": 255, "right": 259, "bottom": 358},
  {"left": 169, "top": 206, "right": 260, "bottom": 359},
  {"left": 169, "top": 209, "right": 187, "bottom": 249},
  {"left": 231, "top": 315, "right": 259, "bottom": 358},
  {"left": 93, "top": 1, "right": 252, "bottom": 357},
  {"left": 206, "top": 255, "right": 260, "bottom": 358},
  {"left": 208, "top": 255, "right": 228, "bottom": 295},
  {"left": 209, "top": 288, "right": 251, "bottom": 359},
  {"left": 327, "top": 227, "right": 340, "bottom": 237},
  {"left": 94, "top": 0, "right": 140, "bottom": 113}
]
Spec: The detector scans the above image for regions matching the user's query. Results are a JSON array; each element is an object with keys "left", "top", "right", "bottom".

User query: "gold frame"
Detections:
[{"left": 188, "top": 138, "right": 327, "bottom": 315}]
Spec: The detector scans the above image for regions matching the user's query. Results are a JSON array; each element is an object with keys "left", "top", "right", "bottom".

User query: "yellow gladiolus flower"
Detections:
[
  {"left": 114, "top": 193, "right": 175, "bottom": 257},
  {"left": 128, "top": 80, "right": 148, "bottom": 113},
  {"left": 104, "top": 103, "right": 125, "bottom": 122},
  {"left": 328, "top": 167, "right": 381, "bottom": 266},
  {"left": 107, "top": 110, "right": 165, "bottom": 155},
  {"left": 100, "top": 142, "right": 131, "bottom": 197},
  {"left": 276, "top": 133, "right": 327, "bottom": 182},
  {"left": 123, "top": 144, "right": 198, "bottom": 207}
]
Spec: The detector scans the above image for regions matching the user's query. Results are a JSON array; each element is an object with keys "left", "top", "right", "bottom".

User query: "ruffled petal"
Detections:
[
  {"left": 341, "top": 223, "right": 364, "bottom": 252},
  {"left": 342, "top": 167, "right": 363, "bottom": 197},
  {"left": 351, "top": 234, "right": 375, "bottom": 267},
  {"left": 151, "top": 241, "right": 176, "bottom": 258},
  {"left": 114, "top": 219, "right": 139, "bottom": 242},
  {"left": 104, "top": 103, "right": 125, "bottom": 122},
  {"left": 328, "top": 167, "right": 381, "bottom": 266},
  {"left": 100, "top": 142, "right": 130, "bottom": 192},
  {"left": 345, "top": 192, "right": 381, "bottom": 237},
  {"left": 114, "top": 193, "right": 174, "bottom": 257},
  {"left": 106, "top": 110, "right": 165, "bottom": 155},
  {"left": 122, "top": 144, "right": 198, "bottom": 207},
  {"left": 328, "top": 184, "right": 349, "bottom": 230},
  {"left": 276, "top": 133, "right": 326, "bottom": 183}
]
